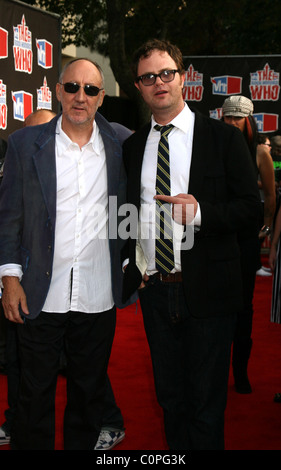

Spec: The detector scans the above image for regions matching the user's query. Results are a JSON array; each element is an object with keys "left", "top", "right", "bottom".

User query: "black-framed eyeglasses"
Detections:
[
  {"left": 60, "top": 82, "right": 104, "bottom": 96},
  {"left": 136, "top": 69, "right": 180, "bottom": 86}
]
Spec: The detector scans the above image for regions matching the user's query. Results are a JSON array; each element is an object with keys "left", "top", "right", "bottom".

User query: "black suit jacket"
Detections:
[{"left": 122, "top": 107, "right": 261, "bottom": 318}]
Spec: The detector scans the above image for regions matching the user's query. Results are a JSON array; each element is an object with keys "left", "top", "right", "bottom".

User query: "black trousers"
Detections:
[
  {"left": 233, "top": 236, "right": 260, "bottom": 371},
  {"left": 12, "top": 308, "right": 116, "bottom": 450},
  {"left": 139, "top": 279, "right": 236, "bottom": 450}
]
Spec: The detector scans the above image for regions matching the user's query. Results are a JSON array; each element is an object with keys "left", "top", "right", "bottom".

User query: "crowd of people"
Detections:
[{"left": 0, "top": 39, "right": 281, "bottom": 450}]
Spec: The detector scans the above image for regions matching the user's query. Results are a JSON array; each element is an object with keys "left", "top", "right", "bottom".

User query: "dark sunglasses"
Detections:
[{"left": 60, "top": 82, "right": 104, "bottom": 96}]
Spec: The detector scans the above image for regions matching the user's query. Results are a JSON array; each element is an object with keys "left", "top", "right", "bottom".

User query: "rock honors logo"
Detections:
[
  {"left": 37, "top": 77, "right": 52, "bottom": 110},
  {"left": 250, "top": 63, "right": 280, "bottom": 101},
  {"left": 183, "top": 64, "right": 204, "bottom": 101},
  {"left": 13, "top": 15, "right": 32, "bottom": 74},
  {"left": 0, "top": 79, "right": 7, "bottom": 130}
]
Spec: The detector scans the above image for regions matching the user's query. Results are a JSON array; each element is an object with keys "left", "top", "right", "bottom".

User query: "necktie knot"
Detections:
[{"left": 154, "top": 124, "right": 174, "bottom": 137}]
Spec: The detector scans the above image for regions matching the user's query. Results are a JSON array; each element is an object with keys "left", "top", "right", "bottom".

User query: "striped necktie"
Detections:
[{"left": 154, "top": 124, "right": 175, "bottom": 274}]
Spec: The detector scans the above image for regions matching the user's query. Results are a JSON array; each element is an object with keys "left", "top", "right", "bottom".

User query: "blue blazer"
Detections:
[{"left": 0, "top": 113, "right": 133, "bottom": 319}]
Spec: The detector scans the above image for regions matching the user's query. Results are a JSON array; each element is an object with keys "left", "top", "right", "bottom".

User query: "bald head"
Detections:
[{"left": 24, "top": 110, "right": 56, "bottom": 127}]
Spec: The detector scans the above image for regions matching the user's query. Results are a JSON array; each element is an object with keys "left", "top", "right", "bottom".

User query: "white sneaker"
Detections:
[
  {"left": 256, "top": 267, "right": 272, "bottom": 276},
  {"left": 94, "top": 429, "right": 125, "bottom": 450},
  {"left": 0, "top": 426, "right": 10, "bottom": 446},
  {"left": 261, "top": 266, "right": 271, "bottom": 272}
]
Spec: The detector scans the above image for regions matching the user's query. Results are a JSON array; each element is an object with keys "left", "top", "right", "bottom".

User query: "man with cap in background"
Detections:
[{"left": 222, "top": 95, "right": 275, "bottom": 393}]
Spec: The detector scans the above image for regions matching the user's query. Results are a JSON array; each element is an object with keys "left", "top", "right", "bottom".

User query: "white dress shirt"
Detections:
[
  {"left": 138, "top": 103, "right": 200, "bottom": 275},
  {"left": 0, "top": 117, "right": 113, "bottom": 313}
]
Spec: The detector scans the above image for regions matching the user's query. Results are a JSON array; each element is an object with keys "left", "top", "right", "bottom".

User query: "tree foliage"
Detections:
[
  {"left": 22, "top": 0, "right": 281, "bottom": 124},
  {"left": 25, "top": 0, "right": 281, "bottom": 55}
]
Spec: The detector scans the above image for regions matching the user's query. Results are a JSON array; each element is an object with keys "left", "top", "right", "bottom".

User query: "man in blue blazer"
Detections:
[
  {"left": 0, "top": 58, "right": 131, "bottom": 449},
  {"left": 122, "top": 39, "right": 261, "bottom": 450}
]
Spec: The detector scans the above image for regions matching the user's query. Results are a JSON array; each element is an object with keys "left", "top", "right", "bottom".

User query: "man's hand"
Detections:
[
  {"left": 1, "top": 276, "right": 29, "bottom": 324},
  {"left": 154, "top": 193, "right": 198, "bottom": 225},
  {"left": 138, "top": 273, "right": 149, "bottom": 290}
]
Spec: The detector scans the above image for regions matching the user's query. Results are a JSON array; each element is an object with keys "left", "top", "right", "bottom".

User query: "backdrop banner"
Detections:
[
  {"left": 183, "top": 55, "right": 281, "bottom": 135},
  {"left": 0, "top": 0, "right": 61, "bottom": 141}
]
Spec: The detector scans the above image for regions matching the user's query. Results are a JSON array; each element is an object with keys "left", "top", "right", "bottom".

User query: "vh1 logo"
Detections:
[
  {"left": 0, "top": 27, "right": 8, "bottom": 58},
  {"left": 211, "top": 76, "right": 242, "bottom": 95},
  {"left": 254, "top": 113, "right": 279, "bottom": 133},
  {"left": 12, "top": 91, "right": 33, "bottom": 121},
  {"left": 36, "top": 39, "right": 53, "bottom": 69}
]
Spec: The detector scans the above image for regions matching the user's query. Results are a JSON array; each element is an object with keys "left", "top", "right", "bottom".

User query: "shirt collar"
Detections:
[
  {"left": 151, "top": 102, "right": 193, "bottom": 134},
  {"left": 55, "top": 116, "right": 101, "bottom": 156}
]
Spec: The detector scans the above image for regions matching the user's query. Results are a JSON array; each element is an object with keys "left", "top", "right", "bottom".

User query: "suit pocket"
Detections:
[
  {"left": 122, "top": 263, "right": 142, "bottom": 303},
  {"left": 207, "top": 239, "right": 241, "bottom": 299}
]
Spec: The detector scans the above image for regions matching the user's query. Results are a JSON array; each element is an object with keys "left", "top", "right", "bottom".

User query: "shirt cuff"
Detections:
[{"left": 0, "top": 264, "right": 23, "bottom": 288}]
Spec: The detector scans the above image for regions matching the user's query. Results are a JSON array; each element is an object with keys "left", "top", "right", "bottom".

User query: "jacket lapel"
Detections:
[
  {"left": 188, "top": 109, "right": 208, "bottom": 197},
  {"left": 96, "top": 113, "right": 121, "bottom": 198},
  {"left": 129, "top": 123, "right": 151, "bottom": 208},
  {"left": 32, "top": 115, "right": 59, "bottom": 226}
]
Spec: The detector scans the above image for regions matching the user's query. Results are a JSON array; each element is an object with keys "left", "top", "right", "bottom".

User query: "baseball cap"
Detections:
[{"left": 222, "top": 95, "right": 254, "bottom": 118}]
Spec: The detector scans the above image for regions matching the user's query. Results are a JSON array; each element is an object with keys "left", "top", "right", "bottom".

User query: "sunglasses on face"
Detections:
[{"left": 60, "top": 82, "right": 104, "bottom": 96}]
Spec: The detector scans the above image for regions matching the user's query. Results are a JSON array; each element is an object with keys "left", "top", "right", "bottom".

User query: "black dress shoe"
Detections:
[
  {"left": 273, "top": 392, "right": 281, "bottom": 403},
  {"left": 234, "top": 377, "right": 252, "bottom": 394}
]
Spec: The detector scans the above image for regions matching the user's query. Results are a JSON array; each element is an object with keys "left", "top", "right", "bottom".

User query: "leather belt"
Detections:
[{"left": 152, "top": 272, "right": 182, "bottom": 283}]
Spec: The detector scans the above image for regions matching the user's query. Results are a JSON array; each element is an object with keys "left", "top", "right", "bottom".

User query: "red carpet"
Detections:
[{"left": 1, "top": 269, "right": 281, "bottom": 451}]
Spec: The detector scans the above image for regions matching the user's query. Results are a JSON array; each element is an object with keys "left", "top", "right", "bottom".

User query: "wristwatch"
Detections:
[{"left": 260, "top": 225, "right": 271, "bottom": 235}]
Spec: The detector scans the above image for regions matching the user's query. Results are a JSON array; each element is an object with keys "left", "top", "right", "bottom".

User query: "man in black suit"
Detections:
[{"left": 122, "top": 39, "right": 261, "bottom": 450}]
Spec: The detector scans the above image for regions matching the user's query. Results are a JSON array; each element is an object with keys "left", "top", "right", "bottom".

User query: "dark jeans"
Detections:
[
  {"left": 0, "top": 301, "right": 6, "bottom": 370},
  {"left": 102, "top": 375, "right": 124, "bottom": 431},
  {"left": 139, "top": 277, "right": 236, "bottom": 450},
  {"left": 235, "top": 237, "right": 259, "bottom": 344},
  {"left": 13, "top": 308, "right": 116, "bottom": 450},
  {"left": 2, "top": 319, "right": 123, "bottom": 436},
  {"left": 3, "top": 321, "right": 20, "bottom": 434}
]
